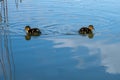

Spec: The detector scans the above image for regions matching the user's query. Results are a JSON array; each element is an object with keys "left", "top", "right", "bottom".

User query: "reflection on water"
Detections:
[
  {"left": 15, "top": 0, "right": 22, "bottom": 8},
  {"left": 79, "top": 32, "right": 94, "bottom": 39},
  {"left": 0, "top": 24, "right": 15, "bottom": 80},
  {"left": 45, "top": 36, "right": 120, "bottom": 74},
  {"left": 0, "top": 0, "right": 15, "bottom": 80},
  {"left": 11, "top": 35, "right": 120, "bottom": 80},
  {"left": 25, "top": 34, "right": 41, "bottom": 40},
  {"left": 25, "top": 34, "right": 31, "bottom": 40},
  {"left": 0, "top": 0, "right": 8, "bottom": 23}
]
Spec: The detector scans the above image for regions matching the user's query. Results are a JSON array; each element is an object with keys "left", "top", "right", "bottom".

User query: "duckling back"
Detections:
[
  {"left": 28, "top": 28, "right": 41, "bottom": 36},
  {"left": 79, "top": 27, "right": 92, "bottom": 34}
]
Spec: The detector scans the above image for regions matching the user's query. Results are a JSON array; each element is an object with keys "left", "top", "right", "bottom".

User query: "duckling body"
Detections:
[
  {"left": 25, "top": 26, "right": 41, "bottom": 36},
  {"left": 27, "top": 28, "right": 41, "bottom": 35},
  {"left": 79, "top": 27, "right": 92, "bottom": 34},
  {"left": 79, "top": 25, "right": 94, "bottom": 34}
]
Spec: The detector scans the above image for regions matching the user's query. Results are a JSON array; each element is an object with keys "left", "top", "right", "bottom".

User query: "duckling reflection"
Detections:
[
  {"left": 88, "top": 32, "right": 94, "bottom": 38},
  {"left": 25, "top": 34, "right": 31, "bottom": 40},
  {"left": 25, "top": 26, "right": 41, "bottom": 40},
  {"left": 78, "top": 25, "right": 95, "bottom": 39}
]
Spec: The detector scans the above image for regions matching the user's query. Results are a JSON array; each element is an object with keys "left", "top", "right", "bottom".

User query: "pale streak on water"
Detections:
[{"left": 0, "top": 0, "right": 120, "bottom": 80}]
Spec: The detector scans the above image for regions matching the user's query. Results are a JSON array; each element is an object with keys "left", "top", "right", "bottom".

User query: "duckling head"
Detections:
[
  {"left": 88, "top": 25, "right": 94, "bottom": 31},
  {"left": 25, "top": 26, "right": 31, "bottom": 33}
]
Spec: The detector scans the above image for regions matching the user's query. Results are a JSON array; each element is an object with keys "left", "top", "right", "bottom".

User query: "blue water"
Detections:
[{"left": 1, "top": 0, "right": 120, "bottom": 80}]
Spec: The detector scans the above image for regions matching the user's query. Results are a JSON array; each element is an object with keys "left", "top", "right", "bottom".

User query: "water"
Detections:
[{"left": 0, "top": 0, "right": 120, "bottom": 80}]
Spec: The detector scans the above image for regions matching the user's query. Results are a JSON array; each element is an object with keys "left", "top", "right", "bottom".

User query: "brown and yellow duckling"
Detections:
[
  {"left": 25, "top": 26, "right": 41, "bottom": 36},
  {"left": 79, "top": 25, "right": 95, "bottom": 39},
  {"left": 79, "top": 25, "right": 94, "bottom": 34}
]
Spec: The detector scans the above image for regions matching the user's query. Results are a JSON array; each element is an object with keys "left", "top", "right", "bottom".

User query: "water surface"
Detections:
[{"left": 1, "top": 0, "right": 120, "bottom": 80}]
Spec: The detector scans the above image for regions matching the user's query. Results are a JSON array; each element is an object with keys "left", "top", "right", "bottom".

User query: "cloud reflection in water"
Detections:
[{"left": 45, "top": 36, "right": 120, "bottom": 74}]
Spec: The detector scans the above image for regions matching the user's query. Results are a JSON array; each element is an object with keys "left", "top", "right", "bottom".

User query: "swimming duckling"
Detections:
[
  {"left": 79, "top": 25, "right": 94, "bottom": 34},
  {"left": 25, "top": 26, "right": 41, "bottom": 36}
]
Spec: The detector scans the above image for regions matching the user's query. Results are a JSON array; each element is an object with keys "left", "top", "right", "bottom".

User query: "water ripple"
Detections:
[{"left": 7, "top": 0, "right": 120, "bottom": 36}]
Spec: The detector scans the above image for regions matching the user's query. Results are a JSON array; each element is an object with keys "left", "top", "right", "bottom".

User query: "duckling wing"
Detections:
[
  {"left": 79, "top": 27, "right": 88, "bottom": 34},
  {"left": 31, "top": 28, "right": 40, "bottom": 33},
  {"left": 27, "top": 29, "right": 41, "bottom": 36}
]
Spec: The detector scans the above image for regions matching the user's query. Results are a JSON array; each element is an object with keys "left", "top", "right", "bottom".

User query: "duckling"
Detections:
[
  {"left": 25, "top": 26, "right": 41, "bottom": 36},
  {"left": 79, "top": 25, "right": 94, "bottom": 34}
]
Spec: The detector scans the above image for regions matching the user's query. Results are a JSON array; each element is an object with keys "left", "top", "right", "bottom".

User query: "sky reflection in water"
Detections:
[
  {"left": 11, "top": 34, "right": 120, "bottom": 80},
  {"left": 46, "top": 35, "right": 120, "bottom": 74}
]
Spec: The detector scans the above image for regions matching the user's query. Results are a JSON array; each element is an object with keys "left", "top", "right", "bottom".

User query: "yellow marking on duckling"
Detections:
[
  {"left": 88, "top": 25, "right": 94, "bottom": 31},
  {"left": 25, "top": 26, "right": 31, "bottom": 33}
]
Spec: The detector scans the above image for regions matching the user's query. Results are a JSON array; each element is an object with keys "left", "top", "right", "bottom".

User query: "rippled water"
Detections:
[{"left": 1, "top": 0, "right": 120, "bottom": 80}]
